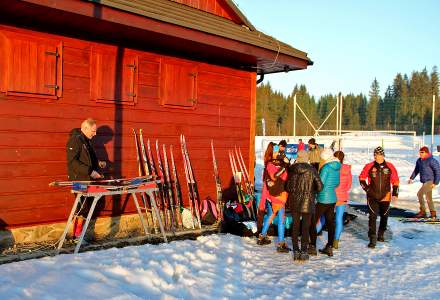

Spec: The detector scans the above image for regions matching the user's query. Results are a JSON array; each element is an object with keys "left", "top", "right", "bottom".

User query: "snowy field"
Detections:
[{"left": 1, "top": 134, "right": 440, "bottom": 299}]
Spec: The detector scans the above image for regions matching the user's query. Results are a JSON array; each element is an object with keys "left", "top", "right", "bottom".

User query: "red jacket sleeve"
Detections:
[
  {"left": 386, "top": 161, "right": 400, "bottom": 186},
  {"left": 359, "top": 161, "right": 374, "bottom": 183}
]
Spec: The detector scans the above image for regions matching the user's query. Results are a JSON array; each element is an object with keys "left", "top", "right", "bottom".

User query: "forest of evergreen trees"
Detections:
[{"left": 256, "top": 67, "right": 439, "bottom": 136}]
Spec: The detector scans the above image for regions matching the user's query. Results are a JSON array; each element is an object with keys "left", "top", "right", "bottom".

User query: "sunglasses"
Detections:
[{"left": 419, "top": 151, "right": 426, "bottom": 154}]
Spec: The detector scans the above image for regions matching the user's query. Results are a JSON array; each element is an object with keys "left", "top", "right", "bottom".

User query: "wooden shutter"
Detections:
[
  {"left": 161, "top": 59, "right": 197, "bottom": 108},
  {"left": 91, "top": 47, "right": 137, "bottom": 104},
  {"left": 6, "top": 35, "right": 61, "bottom": 98}
]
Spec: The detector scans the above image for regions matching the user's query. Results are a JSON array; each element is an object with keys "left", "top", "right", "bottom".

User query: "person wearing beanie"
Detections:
[
  {"left": 307, "top": 138, "right": 321, "bottom": 171},
  {"left": 359, "top": 146, "right": 399, "bottom": 248},
  {"left": 408, "top": 146, "right": 440, "bottom": 219},
  {"left": 286, "top": 150, "right": 323, "bottom": 261},
  {"left": 277, "top": 140, "right": 290, "bottom": 167},
  {"left": 310, "top": 148, "right": 341, "bottom": 257}
]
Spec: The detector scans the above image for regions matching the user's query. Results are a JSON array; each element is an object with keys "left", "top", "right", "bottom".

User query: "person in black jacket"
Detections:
[
  {"left": 66, "top": 118, "right": 105, "bottom": 238},
  {"left": 287, "top": 150, "right": 323, "bottom": 261}
]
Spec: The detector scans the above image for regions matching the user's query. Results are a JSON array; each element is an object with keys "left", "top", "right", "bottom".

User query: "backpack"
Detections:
[{"left": 199, "top": 197, "right": 218, "bottom": 225}]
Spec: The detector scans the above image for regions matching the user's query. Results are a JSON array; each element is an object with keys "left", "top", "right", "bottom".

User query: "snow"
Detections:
[{"left": 1, "top": 134, "right": 440, "bottom": 299}]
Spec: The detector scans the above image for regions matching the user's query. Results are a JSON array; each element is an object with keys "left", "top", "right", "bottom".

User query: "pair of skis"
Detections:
[
  {"left": 133, "top": 129, "right": 183, "bottom": 233},
  {"left": 228, "top": 147, "right": 256, "bottom": 220},
  {"left": 399, "top": 217, "right": 440, "bottom": 224},
  {"left": 180, "top": 134, "right": 202, "bottom": 229},
  {"left": 211, "top": 140, "right": 223, "bottom": 221}
]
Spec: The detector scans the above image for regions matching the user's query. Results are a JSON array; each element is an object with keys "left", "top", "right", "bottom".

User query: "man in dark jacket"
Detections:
[
  {"left": 408, "top": 146, "right": 439, "bottom": 219},
  {"left": 359, "top": 147, "right": 399, "bottom": 248},
  {"left": 287, "top": 150, "right": 323, "bottom": 261},
  {"left": 66, "top": 118, "right": 104, "bottom": 238}
]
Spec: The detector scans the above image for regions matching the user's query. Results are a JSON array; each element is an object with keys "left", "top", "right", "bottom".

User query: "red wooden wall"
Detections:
[
  {"left": 171, "top": 0, "right": 243, "bottom": 24},
  {"left": 0, "top": 25, "right": 255, "bottom": 228}
]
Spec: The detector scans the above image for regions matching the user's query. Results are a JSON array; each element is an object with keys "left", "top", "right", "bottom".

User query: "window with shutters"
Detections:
[
  {"left": 2, "top": 33, "right": 62, "bottom": 99},
  {"left": 90, "top": 46, "right": 137, "bottom": 105},
  {"left": 160, "top": 58, "right": 197, "bottom": 108}
]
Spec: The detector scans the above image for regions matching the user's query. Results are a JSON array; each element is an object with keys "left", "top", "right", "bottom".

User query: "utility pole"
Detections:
[
  {"left": 261, "top": 118, "right": 266, "bottom": 136},
  {"left": 339, "top": 95, "right": 343, "bottom": 150}
]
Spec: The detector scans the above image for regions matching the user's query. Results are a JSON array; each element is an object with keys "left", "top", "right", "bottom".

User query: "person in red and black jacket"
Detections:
[{"left": 359, "top": 146, "right": 399, "bottom": 248}]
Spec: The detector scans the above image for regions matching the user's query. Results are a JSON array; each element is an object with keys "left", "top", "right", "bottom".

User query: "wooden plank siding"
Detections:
[
  {"left": 0, "top": 25, "right": 255, "bottom": 228},
  {"left": 171, "top": 0, "right": 242, "bottom": 24}
]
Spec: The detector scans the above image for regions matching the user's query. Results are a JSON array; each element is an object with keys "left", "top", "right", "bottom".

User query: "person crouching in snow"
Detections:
[
  {"left": 408, "top": 146, "right": 440, "bottom": 219},
  {"left": 310, "top": 148, "right": 341, "bottom": 257},
  {"left": 359, "top": 146, "right": 399, "bottom": 248},
  {"left": 287, "top": 150, "right": 323, "bottom": 261},
  {"left": 258, "top": 143, "right": 289, "bottom": 253}
]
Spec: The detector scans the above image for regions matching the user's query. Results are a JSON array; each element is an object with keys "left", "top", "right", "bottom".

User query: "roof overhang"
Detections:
[{"left": 0, "top": 0, "right": 312, "bottom": 74}]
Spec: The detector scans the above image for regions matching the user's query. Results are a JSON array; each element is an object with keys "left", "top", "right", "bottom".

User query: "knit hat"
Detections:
[
  {"left": 419, "top": 146, "right": 429, "bottom": 153},
  {"left": 320, "top": 148, "right": 334, "bottom": 161},
  {"left": 374, "top": 146, "right": 385, "bottom": 156},
  {"left": 296, "top": 150, "right": 308, "bottom": 163}
]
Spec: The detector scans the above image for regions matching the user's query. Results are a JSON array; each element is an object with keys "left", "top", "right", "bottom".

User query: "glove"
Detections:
[{"left": 360, "top": 180, "right": 369, "bottom": 192}]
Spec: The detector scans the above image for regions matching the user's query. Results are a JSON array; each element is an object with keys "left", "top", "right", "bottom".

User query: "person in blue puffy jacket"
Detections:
[
  {"left": 310, "top": 148, "right": 341, "bottom": 257},
  {"left": 408, "top": 146, "right": 440, "bottom": 219}
]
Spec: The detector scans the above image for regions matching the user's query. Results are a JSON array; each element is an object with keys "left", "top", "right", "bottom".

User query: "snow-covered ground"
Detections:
[{"left": 1, "top": 134, "right": 440, "bottom": 299}]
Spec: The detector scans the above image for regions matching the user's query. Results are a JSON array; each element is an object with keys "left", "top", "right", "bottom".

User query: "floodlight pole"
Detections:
[
  {"left": 293, "top": 94, "right": 297, "bottom": 139},
  {"left": 336, "top": 94, "right": 339, "bottom": 146},
  {"left": 339, "top": 95, "right": 343, "bottom": 150}
]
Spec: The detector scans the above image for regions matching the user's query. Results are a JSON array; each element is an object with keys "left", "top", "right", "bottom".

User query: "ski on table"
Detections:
[
  {"left": 156, "top": 139, "right": 174, "bottom": 231},
  {"left": 211, "top": 140, "right": 223, "bottom": 221},
  {"left": 399, "top": 217, "right": 440, "bottom": 224},
  {"left": 180, "top": 134, "right": 201, "bottom": 229},
  {"left": 162, "top": 143, "right": 178, "bottom": 231},
  {"left": 49, "top": 176, "right": 154, "bottom": 187},
  {"left": 148, "top": 139, "right": 168, "bottom": 231},
  {"left": 170, "top": 145, "right": 183, "bottom": 228}
]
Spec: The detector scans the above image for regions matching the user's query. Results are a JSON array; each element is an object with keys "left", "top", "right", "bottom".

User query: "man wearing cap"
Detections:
[
  {"left": 359, "top": 146, "right": 399, "bottom": 248},
  {"left": 408, "top": 146, "right": 440, "bottom": 219},
  {"left": 307, "top": 138, "right": 321, "bottom": 171}
]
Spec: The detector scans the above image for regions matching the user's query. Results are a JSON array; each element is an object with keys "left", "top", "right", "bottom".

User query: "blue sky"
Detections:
[{"left": 233, "top": 0, "right": 440, "bottom": 98}]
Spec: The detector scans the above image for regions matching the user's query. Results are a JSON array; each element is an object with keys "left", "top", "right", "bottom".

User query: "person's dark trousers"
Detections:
[
  {"left": 367, "top": 198, "right": 391, "bottom": 237},
  {"left": 292, "top": 212, "right": 312, "bottom": 252},
  {"left": 311, "top": 163, "right": 319, "bottom": 171},
  {"left": 257, "top": 210, "right": 265, "bottom": 234},
  {"left": 310, "top": 203, "right": 336, "bottom": 246}
]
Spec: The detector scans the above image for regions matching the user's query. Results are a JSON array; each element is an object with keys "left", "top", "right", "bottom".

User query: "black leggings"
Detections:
[
  {"left": 310, "top": 203, "right": 336, "bottom": 246},
  {"left": 291, "top": 212, "right": 312, "bottom": 251}
]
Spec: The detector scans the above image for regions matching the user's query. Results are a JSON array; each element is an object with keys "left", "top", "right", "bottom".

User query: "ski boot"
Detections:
[
  {"left": 430, "top": 210, "right": 437, "bottom": 219},
  {"left": 368, "top": 235, "right": 377, "bottom": 248},
  {"left": 377, "top": 230, "right": 385, "bottom": 242},
  {"left": 300, "top": 252, "right": 309, "bottom": 261},
  {"left": 308, "top": 244, "right": 317, "bottom": 256},
  {"left": 319, "top": 244, "right": 333, "bottom": 257},
  {"left": 257, "top": 234, "right": 271, "bottom": 245},
  {"left": 276, "top": 241, "right": 290, "bottom": 253},
  {"left": 414, "top": 210, "right": 427, "bottom": 218},
  {"left": 333, "top": 240, "right": 339, "bottom": 249},
  {"left": 293, "top": 250, "right": 302, "bottom": 261}
]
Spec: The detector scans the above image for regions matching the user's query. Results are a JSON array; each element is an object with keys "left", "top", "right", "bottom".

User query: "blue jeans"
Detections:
[
  {"left": 261, "top": 202, "right": 285, "bottom": 243},
  {"left": 315, "top": 204, "right": 346, "bottom": 241}
]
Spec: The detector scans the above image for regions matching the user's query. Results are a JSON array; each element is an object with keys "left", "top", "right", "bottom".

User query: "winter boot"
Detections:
[
  {"left": 368, "top": 235, "right": 377, "bottom": 248},
  {"left": 333, "top": 240, "right": 339, "bottom": 249},
  {"left": 257, "top": 234, "right": 271, "bottom": 245},
  {"left": 308, "top": 244, "right": 317, "bottom": 256},
  {"left": 293, "top": 250, "right": 301, "bottom": 261},
  {"left": 430, "top": 211, "right": 437, "bottom": 219},
  {"left": 414, "top": 210, "right": 427, "bottom": 218},
  {"left": 300, "top": 252, "right": 309, "bottom": 261},
  {"left": 276, "top": 241, "right": 290, "bottom": 253},
  {"left": 319, "top": 244, "right": 333, "bottom": 257},
  {"left": 377, "top": 230, "right": 385, "bottom": 242}
]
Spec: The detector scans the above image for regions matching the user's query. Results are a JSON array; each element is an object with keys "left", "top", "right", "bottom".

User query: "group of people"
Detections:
[{"left": 258, "top": 138, "right": 405, "bottom": 262}]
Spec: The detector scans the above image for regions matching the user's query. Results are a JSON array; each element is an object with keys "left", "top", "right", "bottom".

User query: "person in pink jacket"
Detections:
[
  {"left": 333, "top": 151, "right": 352, "bottom": 248},
  {"left": 318, "top": 150, "right": 353, "bottom": 249}
]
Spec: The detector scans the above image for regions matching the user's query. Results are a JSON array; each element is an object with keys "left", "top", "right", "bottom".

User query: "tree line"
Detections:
[{"left": 256, "top": 66, "right": 439, "bottom": 135}]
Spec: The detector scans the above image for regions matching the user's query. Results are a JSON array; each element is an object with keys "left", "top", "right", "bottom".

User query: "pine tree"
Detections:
[{"left": 368, "top": 79, "right": 380, "bottom": 130}]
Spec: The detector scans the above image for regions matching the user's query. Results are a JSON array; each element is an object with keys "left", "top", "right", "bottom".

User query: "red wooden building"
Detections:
[{"left": 0, "top": 0, "right": 311, "bottom": 237}]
